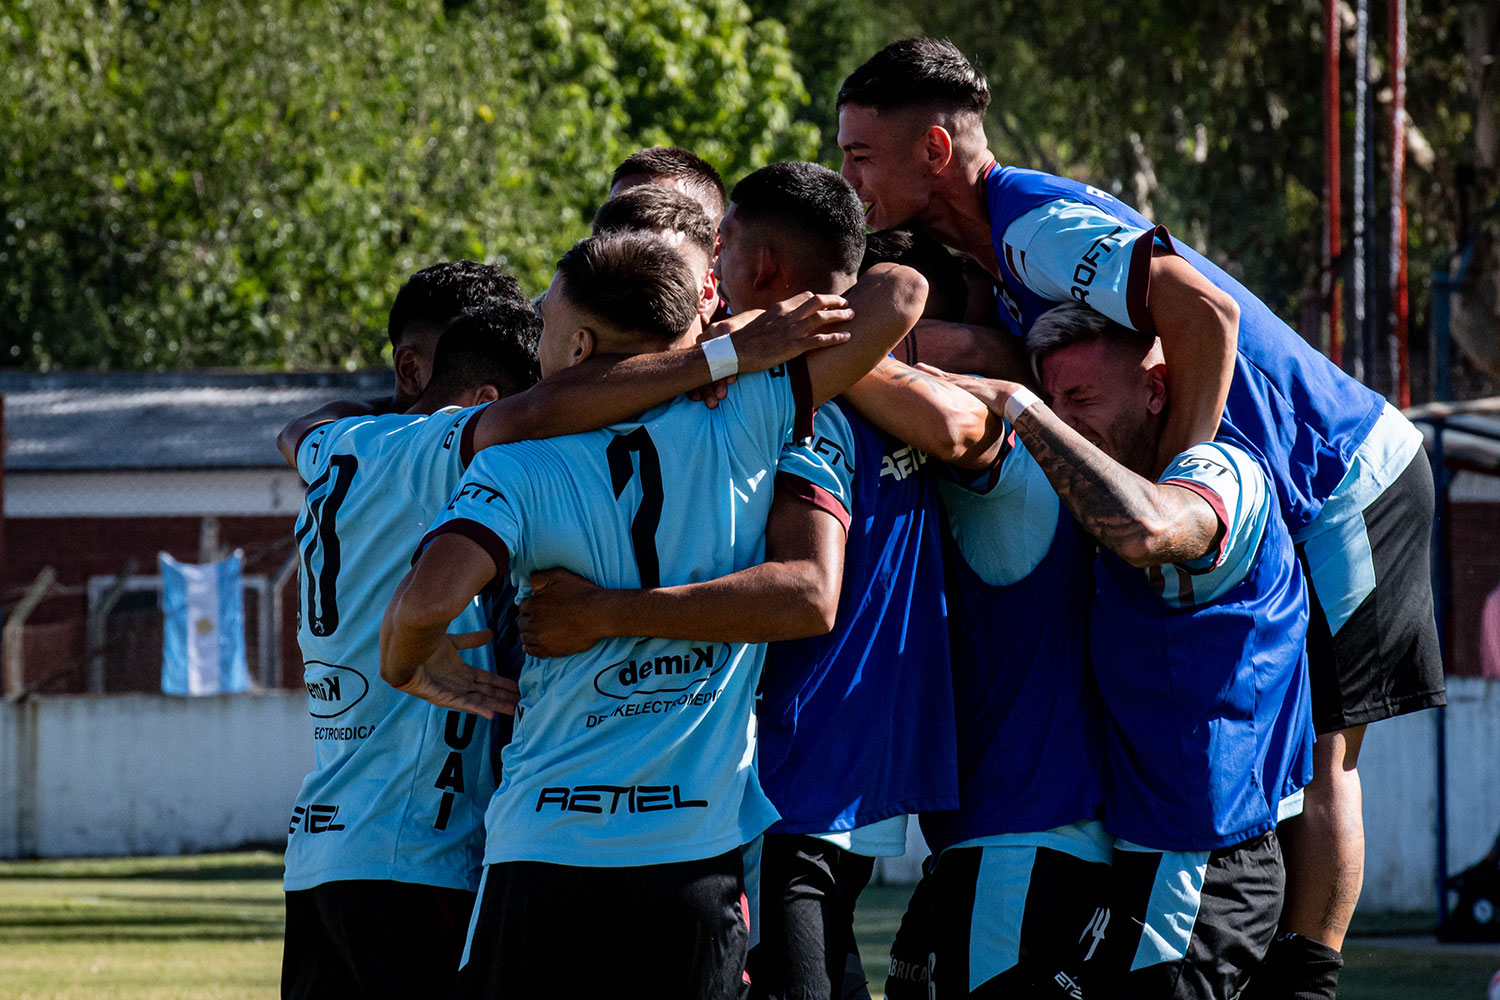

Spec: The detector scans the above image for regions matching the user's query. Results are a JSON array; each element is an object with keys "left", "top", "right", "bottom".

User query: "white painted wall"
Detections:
[
  {"left": 1, "top": 692, "right": 311, "bottom": 858},
  {"left": 5, "top": 468, "right": 305, "bottom": 517},
  {"left": 1, "top": 682, "right": 1495, "bottom": 919}
]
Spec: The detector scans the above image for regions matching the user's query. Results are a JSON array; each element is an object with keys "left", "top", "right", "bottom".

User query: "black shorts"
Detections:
[
  {"left": 886, "top": 843, "right": 1112, "bottom": 999},
  {"left": 454, "top": 850, "right": 749, "bottom": 1000},
  {"left": 1099, "top": 832, "right": 1284, "bottom": 1000},
  {"left": 746, "top": 834, "right": 875, "bottom": 1000},
  {"left": 282, "top": 879, "right": 476, "bottom": 1000},
  {"left": 1297, "top": 451, "right": 1446, "bottom": 734}
]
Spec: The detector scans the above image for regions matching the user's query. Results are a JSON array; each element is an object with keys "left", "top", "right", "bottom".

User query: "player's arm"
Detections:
[
  {"left": 900, "top": 318, "right": 1035, "bottom": 384},
  {"left": 517, "top": 491, "right": 846, "bottom": 657},
  {"left": 468, "top": 293, "right": 853, "bottom": 451},
  {"left": 380, "top": 533, "right": 519, "bottom": 717},
  {"left": 922, "top": 368, "right": 1220, "bottom": 567},
  {"left": 841, "top": 356, "right": 1005, "bottom": 470},
  {"left": 803, "top": 263, "right": 928, "bottom": 406},
  {"left": 1146, "top": 252, "right": 1239, "bottom": 471},
  {"left": 276, "top": 397, "right": 393, "bottom": 468}
]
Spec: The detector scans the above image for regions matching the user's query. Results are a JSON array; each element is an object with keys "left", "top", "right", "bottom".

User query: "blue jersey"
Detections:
[
  {"left": 424, "top": 363, "right": 812, "bottom": 868},
  {"left": 983, "top": 163, "right": 1387, "bottom": 535},
  {"left": 918, "top": 430, "right": 1104, "bottom": 854},
  {"left": 758, "top": 400, "right": 960, "bottom": 837},
  {"left": 285, "top": 407, "right": 502, "bottom": 893},
  {"left": 1091, "top": 441, "right": 1314, "bottom": 851}
]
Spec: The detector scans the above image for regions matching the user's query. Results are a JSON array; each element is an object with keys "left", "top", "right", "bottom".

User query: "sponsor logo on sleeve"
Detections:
[
  {"left": 446, "top": 481, "right": 503, "bottom": 510},
  {"left": 1069, "top": 225, "right": 1125, "bottom": 305}
]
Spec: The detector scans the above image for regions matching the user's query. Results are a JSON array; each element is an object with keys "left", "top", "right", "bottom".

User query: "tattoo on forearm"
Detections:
[{"left": 1012, "top": 409, "right": 1212, "bottom": 564}]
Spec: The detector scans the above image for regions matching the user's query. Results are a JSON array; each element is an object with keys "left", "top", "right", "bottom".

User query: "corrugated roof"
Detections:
[{"left": 0, "top": 371, "right": 391, "bottom": 471}]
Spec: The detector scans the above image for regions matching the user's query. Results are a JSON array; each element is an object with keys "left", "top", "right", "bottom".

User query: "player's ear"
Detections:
[
  {"left": 697, "top": 268, "right": 719, "bottom": 324},
  {"left": 751, "top": 246, "right": 778, "bottom": 291},
  {"left": 393, "top": 344, "right": 425, "bottom": 403},
  {"left": 922, "top": 125, "right": 954, "bottom": 175},
  {"left": 1145, "top": 362, "right": 1168, "bottom": 416},
  {"left": 472, "top": 383, "right": 501, "bottom": 405},
  {"left": 570, "top": 327, "right": 597, "bottom": 366}
]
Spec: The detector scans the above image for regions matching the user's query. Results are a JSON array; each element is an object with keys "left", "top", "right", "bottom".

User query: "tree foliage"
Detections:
[
  {"left": 0, "top": 0, "right": 815, "bottom": 369},
  {"left": 0, "top": 0, "right": 1489, "bottom": 377}
]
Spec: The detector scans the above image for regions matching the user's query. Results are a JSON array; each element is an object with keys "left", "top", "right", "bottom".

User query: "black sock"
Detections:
[{"left": 1243, "top": 932, "right": 1344, "bottom": 1000}]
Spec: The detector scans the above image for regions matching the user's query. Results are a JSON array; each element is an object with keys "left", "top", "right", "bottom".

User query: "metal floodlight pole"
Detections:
[
  {"left": 1352, "top": 0, "right": 1370, "bottom": 383},
  {"left": 1325, "top": 0, "right": 1343, "bottom": 365},
  {"left": 1389, "top": 0, "right": 1410, "bottom": 407}
]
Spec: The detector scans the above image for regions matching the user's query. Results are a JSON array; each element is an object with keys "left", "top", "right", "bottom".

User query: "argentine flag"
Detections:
[{"left": 160, "top": 551, "right": 253, "bottom": 696}]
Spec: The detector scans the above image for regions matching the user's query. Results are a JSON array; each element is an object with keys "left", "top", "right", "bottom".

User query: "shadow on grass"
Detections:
[{"left": 0, "top": 861, "right": 285, "bottom": 883}]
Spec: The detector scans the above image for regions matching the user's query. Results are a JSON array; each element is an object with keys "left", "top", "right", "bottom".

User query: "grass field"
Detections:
[{"left": 1, "top": 853, "right": 1496, "bottom": 999}]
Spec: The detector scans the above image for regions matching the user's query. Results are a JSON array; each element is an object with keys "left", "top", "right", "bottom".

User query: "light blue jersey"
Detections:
[
  {"left": 425, "top": 362, "right": 812, "bottom": 868},
  {"left": 285, "top": 406, "right": 497, "bottom": 893},
  {"left": 1153, "top": 442, "right": 1275, "bottom": 606}
]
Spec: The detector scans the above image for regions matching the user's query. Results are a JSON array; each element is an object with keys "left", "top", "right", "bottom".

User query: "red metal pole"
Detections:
[
  {"left": 1325, "top": 0, "right": 1343, "bottom": 366},
  {"left": 1389, "top": 0, "right": 1410, "bottom": 406}
]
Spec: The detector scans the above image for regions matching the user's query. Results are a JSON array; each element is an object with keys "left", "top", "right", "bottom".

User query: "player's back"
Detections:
[
  {"left": 431, "top": 363, "right": 812, "bottom": 870},
  {"left": 285, "top": 407, "right": 498, "bottom": 893}
]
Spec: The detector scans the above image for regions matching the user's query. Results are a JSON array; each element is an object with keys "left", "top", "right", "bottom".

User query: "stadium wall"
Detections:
[
  {"left": 0, "top": 683, "right": 1495, "bottom": 919},
  {"left": 0, "top": 691, "right": 310, "bottom": 859}
]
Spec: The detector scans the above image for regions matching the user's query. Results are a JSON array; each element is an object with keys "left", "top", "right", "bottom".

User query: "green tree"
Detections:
[{"left": 0, "top": 0, "right": 816, "bottom": 369}]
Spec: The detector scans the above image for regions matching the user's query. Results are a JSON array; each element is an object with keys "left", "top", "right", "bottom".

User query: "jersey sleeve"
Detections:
[
  {"left": 295, "top": 418, "right": 345, "bottom": 483},
  {"left": 720, "top": 356, "right": 815, "bottom": 453},
  {"left": 1151, "top": 442, "right": 1272, "bottom": 606},
  {"left": 407, "top": 404, "right": 492, "bottom": 497},
  {"left": 937, "top": 431, "right": 1060, "bottom": 586},
  {"left": 417, "top": 447, "right": 525, "bottom": 580},
  {"left": 1000, "top": 198, "right": 1174, "bottom": 333},
  {"left": 774, "top": 402, "right": 855, "bottom": 533}
]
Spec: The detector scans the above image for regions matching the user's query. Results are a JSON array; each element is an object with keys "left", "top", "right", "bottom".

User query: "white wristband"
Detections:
[
  {"left": 701, "top": 333, "right": 739, "bottom": 382},
  {"left": 1003, "top": 386, "right": 1040, "bottom": 425}
]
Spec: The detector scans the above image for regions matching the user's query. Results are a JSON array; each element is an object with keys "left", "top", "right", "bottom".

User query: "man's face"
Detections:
[
  {"left": 1039, "top": 339, "right": 1161, "bottom": 477},
  {"left": 837, "top": 103, "right": 936, "bottom": 231},
  {"left": 712, "top": 204, "right": 767, "bottom": 315},
  {"left": 537, "top": 273, "right": 589, "bottom": 378}
]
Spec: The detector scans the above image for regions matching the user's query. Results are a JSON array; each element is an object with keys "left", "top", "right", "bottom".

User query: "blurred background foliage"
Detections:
[{"left": 0, "top": 0, "right": 1494, "bottom": 376}]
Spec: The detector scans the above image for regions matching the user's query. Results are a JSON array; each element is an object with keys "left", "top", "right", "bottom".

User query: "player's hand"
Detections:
[
  {"left": 915, "top": 363, "right": 1025, "bottom": 416},
  {"left": 686, "top": 374, "right": 735, "bottom": 409},
  {"left": 391, "top": 629, "right": 519, "bottom": 718},
  {"left": 518, "top": 568, "right": 608, "bottom": 657},
  {"left": 705, "top": 292, "right": 854, "bottom": 375}
]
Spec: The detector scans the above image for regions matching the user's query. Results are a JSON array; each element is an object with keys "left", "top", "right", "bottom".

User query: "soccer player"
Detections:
[
  {"left": 277, "top": 271, "right": 856, "bottom": 997},
  {"left": 516, "top": 163, "right": 978, "bottom": 1000},
  {"left": 836, "top": 40, "right": 1444, "bottom": 995},
  {"left": 610, "top": 144, "right": 728, "bottom": 221},
  {"left": 593, "top": 183, "right": 721, "bottom": 336},
  {"left": 832, "top": 353, "right": 1110, "bottom": 998},
  {"left": 380, "top": 229, "right": 926, "bottom": 999},
  {"left": 278, "top": 305, "right": 536, "bottom": 1000},
  {"left": 385, "top": 260, "right": 528, "bottom": 409},
  {"left": 927, "top": 301, "right": 1314, "bottom": 999}
]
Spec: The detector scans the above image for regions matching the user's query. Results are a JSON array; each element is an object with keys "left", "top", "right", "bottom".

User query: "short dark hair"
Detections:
[
  {"left": 1027, "top": 301, "right": 1155, "bottom": 378},
  {"left": 554, "top": 232, "right": 699, "bottom": 348},
  {"left": 730, "top": 162, "right": 866, "bottom": 278},
  {"left": 860, "top": 228, "right": 968, "bottom": 322},
  {"left": 592, "top": 185, "right": 716, "bottom": 264},
  {"left": 837, "top": 38, "right": 990, "bottom": 116},
  {"left": 422, "top": 301, "right": 542, "bottom": 403},
  {"left": 386, "top": 261, "right": 528, "bottom": 347},
  {"left": 610, "top": 146, "right": 727, "bottom": 218}
]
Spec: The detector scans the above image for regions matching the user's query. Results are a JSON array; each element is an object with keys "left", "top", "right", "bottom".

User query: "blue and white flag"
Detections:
[{"left": 160, "top": 550, "right": 252, "bottom": 696}]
